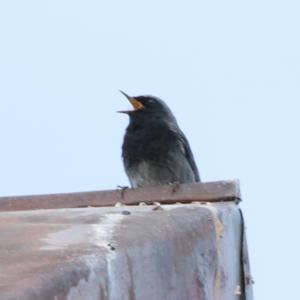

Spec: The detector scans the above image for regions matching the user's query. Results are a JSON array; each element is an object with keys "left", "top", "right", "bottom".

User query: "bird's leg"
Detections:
[
  {"left": 169, "top": 181, "right": 181, "bottom": 194},
  {"left": 117, "top": 185, "right": 129, "bottom": 199}
]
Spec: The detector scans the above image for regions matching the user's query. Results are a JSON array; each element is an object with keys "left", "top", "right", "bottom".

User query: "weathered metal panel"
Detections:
[
  {"left": 0, "top": 202, "right": 253, "bottom": 300},
  {"left": 0, "top": 180, "right": 240, "bottom": 212}
]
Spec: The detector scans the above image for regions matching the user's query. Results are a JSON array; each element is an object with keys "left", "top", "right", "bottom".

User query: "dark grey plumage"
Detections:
[{"left": 120, "top": 93, "right": 200, "bottom": 188}]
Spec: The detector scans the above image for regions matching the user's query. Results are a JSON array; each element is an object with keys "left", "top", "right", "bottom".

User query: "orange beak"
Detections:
[{"left": 118, "top": 90, "right": 144, "bottom": 113}]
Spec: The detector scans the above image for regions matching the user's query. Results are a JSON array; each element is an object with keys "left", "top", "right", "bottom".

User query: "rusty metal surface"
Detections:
[
  {"left": 0, "top": 202, "right": 253, "bottom": 300},
  {"left": 0, "top": 180, "right": 240, "bottom": 212}
]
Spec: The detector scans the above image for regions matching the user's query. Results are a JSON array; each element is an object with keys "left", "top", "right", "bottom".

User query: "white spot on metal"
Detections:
[{"left": 40, "top": 213, "right": 125, "bottom": 252}]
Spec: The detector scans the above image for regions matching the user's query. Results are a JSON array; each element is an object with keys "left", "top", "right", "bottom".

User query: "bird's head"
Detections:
[{"left": 118, "top": 91, "right": 176, "bottom": 122}]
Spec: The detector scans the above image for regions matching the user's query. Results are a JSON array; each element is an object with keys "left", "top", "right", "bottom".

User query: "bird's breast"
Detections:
[{"left": 122, "top": 122, "right": 177, "bottom": 165}]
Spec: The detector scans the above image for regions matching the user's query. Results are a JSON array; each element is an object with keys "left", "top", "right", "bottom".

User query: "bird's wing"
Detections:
[
  {"left": 168, "top": 123, "right": 200, "bottom": 182},
  {"left": 178, "top": 131, "right": 201, "bottom": 182}
]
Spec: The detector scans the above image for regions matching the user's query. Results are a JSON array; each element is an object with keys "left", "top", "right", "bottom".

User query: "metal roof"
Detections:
[{"left": 0, "top": 180, "right": 253, "bottom": 300}]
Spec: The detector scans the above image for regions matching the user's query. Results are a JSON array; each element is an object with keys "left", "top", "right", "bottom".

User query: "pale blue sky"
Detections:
[{"left": 0, "top": 1, "right": 299, "bottom": 299}]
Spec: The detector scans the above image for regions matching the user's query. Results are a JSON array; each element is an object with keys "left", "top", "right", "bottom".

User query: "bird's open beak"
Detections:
[{"left": 118, "top": 90, "right": 144, "bottom": 113}]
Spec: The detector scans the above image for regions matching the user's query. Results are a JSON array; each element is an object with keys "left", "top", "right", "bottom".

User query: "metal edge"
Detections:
[{"left": 0, "top": 180, "right": 241, "bottom": 212}]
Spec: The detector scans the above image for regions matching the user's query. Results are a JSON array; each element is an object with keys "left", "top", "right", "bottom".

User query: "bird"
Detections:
[{"left": 119, "top": 91, "right": 200, "bottom": 188}]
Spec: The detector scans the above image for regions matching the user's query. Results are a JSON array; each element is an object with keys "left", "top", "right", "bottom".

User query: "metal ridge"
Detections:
[{"left": 0, "top": 179, "right": 241, "bottom": 212}]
